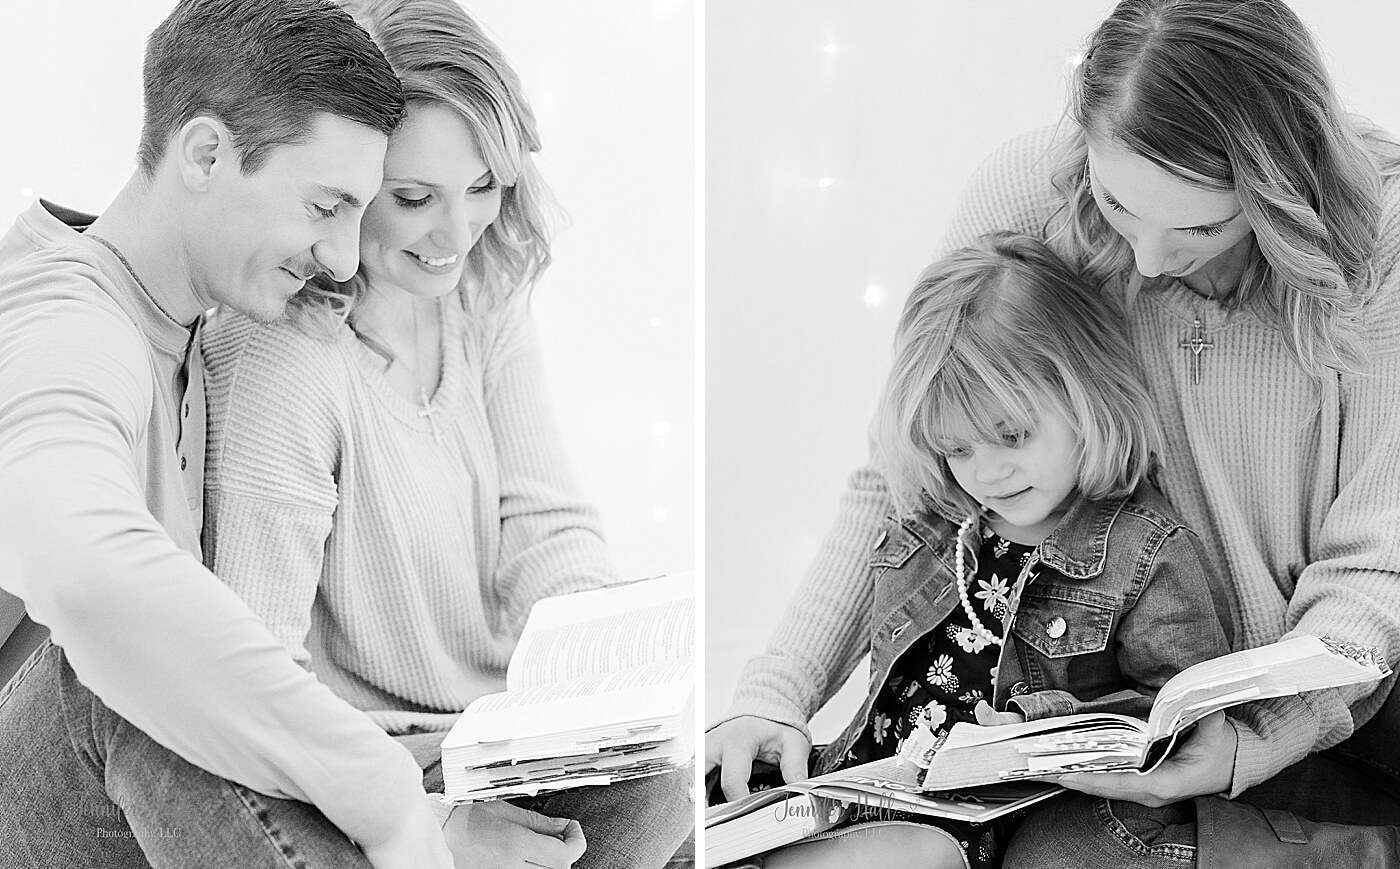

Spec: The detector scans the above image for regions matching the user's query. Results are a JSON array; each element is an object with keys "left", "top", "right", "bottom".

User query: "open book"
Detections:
[
  {"left": 704, "top": 755, "right": 1061, "bottom": 868},
  {"left": 440, "top": 573, "right": 694, "bottom": 802},
  {"left": 922, "top": 635, "right": 1390, "bottom": 790}
]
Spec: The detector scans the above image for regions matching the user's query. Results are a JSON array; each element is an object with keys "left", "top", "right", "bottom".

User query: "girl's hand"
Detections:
[
  {"left": 705, "top": 716, "right": 811, "bottom": 802},
  {"left": 1055, "top": 711, "right": 1238, "bottom": 807},
  {"left": 974, "top": 700, "right": 1026, "bottom": 726}
]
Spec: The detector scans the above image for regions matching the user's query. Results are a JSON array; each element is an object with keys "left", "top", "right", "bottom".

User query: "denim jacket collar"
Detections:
[
  {"left": 1037, "top": 494, "right": 1132, "bottom": 579},
  {"left": 912, "top": 492, "right": 1130, "bottom": 582}
]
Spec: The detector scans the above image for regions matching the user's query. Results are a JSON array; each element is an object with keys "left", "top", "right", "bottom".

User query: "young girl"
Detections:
[{"left": 711, "top": 232, "right": 1233, "bottom": 869}]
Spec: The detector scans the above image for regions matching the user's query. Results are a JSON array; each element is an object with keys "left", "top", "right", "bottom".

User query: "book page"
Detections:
[
  {"left": 449, "top": 659, "right": 694, "bottom": 743},
  {"left": 1145, "top": 635, "right": 1389, "bottom": 740},
  {"left": 507, "top": 573, "right": 694, "bottom": 689}
]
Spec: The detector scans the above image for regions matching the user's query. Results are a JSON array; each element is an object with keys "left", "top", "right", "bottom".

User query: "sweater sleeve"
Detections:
[
  {"left": 1227, "top": 174, "right": 1400, "bottom": 793},
  {"left": 482, "top": 298, "right": 619, "bottom": 635},
  {"left": 715, "top": 128, "right": 1065, "bottom": 736},
  {"left": 0, "top": 292, "right": 429, "bottom": 850},
  {"left": 201, "top": 314, "right": 341, "bottom": 666}
]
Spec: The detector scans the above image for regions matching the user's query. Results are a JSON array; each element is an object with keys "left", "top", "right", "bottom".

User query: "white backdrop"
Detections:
[
  {"left": 0, "top": 1, "right": 695, "bottom": 584},
  {"left": 704, "top": 1, "right": 1400, "bottom": 738}
]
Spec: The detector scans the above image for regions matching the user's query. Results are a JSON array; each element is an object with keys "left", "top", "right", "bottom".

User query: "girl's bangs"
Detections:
[{"left": 920, "top": 351, "right": 1042, "bottom": 453}]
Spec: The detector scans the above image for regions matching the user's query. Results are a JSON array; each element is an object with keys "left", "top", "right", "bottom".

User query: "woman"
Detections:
[
  {"left": 709, "top": 0, "right": 1400, "bottom": 865},
  {"left": 202, "top": 1, "right": 690, "bottom": 867}
]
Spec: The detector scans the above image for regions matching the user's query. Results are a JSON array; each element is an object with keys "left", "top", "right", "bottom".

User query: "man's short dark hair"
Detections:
[{"left": 137, "top": 0, "right": 404, "bottom": 175}]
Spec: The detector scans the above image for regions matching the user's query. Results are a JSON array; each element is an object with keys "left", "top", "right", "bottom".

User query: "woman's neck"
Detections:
[
  {"left": 1179, "top": 236, "right": 1253, "bottom": 301},
  {"left": 353, "top": 282, "right": 443, "bottom": 344},
  {"left": 351, "top": 281, "right": 447, "bottom": 400}
]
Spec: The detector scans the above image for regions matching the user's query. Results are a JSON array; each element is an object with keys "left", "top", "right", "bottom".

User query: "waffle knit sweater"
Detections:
[
  {"left": 0, "top": 200, "right": 428, "bottom": 849},
  {"left": 201, "top": 290, "right": 618, "bottom": 735},
  {"left": 721, "top": 126, "right": 1400, "bottom": 797}
]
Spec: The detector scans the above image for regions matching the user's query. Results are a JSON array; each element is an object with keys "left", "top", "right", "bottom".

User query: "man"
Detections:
[{"left": 0, "top": 1, "right": 472, "bottom": 866}]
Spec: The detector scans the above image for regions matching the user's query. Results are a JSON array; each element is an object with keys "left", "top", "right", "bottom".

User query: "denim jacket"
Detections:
[{"left": 816, "top": 482, "right": 1233, "bottom": 774}]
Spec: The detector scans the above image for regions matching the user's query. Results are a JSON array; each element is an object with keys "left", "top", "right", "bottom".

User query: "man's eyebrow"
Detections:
[
  {"left": 314, "top": 184, "right": 363, "bottom": 208},
  {"left": 1097, "top": 177, "right": 1241, "bottom": 230}
]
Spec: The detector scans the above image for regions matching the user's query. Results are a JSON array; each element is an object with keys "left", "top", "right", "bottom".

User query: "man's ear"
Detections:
[{"left": 172, "top": 116, "right": 239, "bottom": 191}]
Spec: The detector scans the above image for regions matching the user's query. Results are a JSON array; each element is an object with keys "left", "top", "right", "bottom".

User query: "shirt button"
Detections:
[{"left": 180, "top": 456, "right": 187, "bottom": 471}]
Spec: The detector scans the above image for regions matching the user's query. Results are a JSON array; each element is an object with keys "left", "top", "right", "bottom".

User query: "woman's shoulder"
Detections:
[
  {"left": 940, "top": 124, "right": 1070, "bottom": 252},
  {"left": 205, "top": 308, "right": 349, "bottom": 376},
  {"left": 202, "top": 307, "right": 354, "bottom": 412}
]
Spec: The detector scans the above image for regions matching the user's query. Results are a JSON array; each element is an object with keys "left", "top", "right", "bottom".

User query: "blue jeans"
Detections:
[
  {"left": 1001, "top": 689, "right": 1400, "bottom": 868},
  {"left": 0, "top": 641, "right": 693, "bottom": 868}
]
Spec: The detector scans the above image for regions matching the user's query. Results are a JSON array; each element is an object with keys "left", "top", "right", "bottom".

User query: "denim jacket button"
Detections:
[
  {"left": 1010, "top": 681, "right": 1030, "bottom": 696},
  {"left": 1046, "top": 617, "right": 1067, "bottom": 639}
]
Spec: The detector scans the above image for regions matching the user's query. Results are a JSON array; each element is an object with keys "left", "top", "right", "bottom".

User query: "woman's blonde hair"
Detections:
[
  {"left": 1047, "top": 0, "right": 1400, "bottom": 377},
  {"left": 876, "top": 232, "right": 1162, "bottom": 519},
  {"left": 288, "top": 0, "right": 556, "bottom": 332}
]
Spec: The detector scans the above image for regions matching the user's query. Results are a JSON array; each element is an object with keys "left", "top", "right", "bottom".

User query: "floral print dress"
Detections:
[{"left": 835, "top": 528, "right": 1035, "bottom": 868}]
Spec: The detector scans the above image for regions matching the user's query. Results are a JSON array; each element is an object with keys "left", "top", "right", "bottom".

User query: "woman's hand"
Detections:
[
  {"left": 1055, "top": 711, "right": 1238, "bottom": 807},
  {"left": 705, "top": 716, "right": 811, "bottom": 802},
  {"left": 443, "top": 801, "right": 586, "bottom": 869},
  {"left": 974, "top": 700, "right": 1026, "bottom": 726}
]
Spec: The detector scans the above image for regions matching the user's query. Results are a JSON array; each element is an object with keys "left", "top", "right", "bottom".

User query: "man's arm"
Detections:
[{"left": 0, "top": 291, "right": 436, "bottom": 859}]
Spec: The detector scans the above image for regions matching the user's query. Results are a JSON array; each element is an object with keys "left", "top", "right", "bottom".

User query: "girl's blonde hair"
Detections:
[
  {"left": 876, "top": 232, "right": 1162, "bottom": 519},
  {"left": 288, "top": 0, "right": 556, "bottom": 333},
  {"left": 1047, "top": 0, "right": 1400, "bottom": 377}
]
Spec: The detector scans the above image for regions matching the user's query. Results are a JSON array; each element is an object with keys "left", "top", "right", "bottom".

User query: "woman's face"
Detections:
[
  {"left": 358, "top": 101, "right": 504, "bottom": 299},
  {"left": 1085, "top": 134, "right": 1254, "bottom": 282}
]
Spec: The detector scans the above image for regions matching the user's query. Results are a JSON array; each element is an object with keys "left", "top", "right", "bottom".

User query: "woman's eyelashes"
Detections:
[
  {"left": 391, "top": 178, "right": 499, "bottom": 210},
  {"left": 1089, "top": 176, "right": 1229, "bottom": 238},
  {"left": 392, "top": 192, "right": 432, "bottom": 210}
]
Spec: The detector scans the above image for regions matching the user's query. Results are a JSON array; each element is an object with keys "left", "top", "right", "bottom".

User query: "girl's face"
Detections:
[
  {"left": 943, "top": 403, "right": 1079, "bottom": 542},
  {"left": 358, "top": 101, "right": 504, "bottom": 300},
  {"left": 1086, "top": 134, "right": 1254, "bottom": 283}
]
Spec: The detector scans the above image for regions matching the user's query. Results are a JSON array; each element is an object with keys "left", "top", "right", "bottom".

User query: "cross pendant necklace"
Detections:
[
  {"left": 417, "top": 386, "right": 441, "bottom": 443},
  {"left": 1178, "top": 317, "right": 1215, "bottom": 385},
  {"left": 411, "top": 301, "right": 441, "bottom": 443}
]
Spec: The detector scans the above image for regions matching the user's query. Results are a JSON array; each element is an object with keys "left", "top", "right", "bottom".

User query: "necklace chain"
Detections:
[{"left": 351, "top": 296, "right": 443, "bottom": 441}]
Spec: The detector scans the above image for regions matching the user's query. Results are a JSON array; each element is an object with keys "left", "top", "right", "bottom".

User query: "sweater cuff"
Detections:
[
  {"left": 710, "top": 656, "right": 823, "bottom": 742},
  {"left": 1226, "top": 694, "right": 1323, "bottom": 796}
]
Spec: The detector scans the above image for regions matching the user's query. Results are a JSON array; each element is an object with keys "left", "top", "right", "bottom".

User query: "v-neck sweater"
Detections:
[
  {"left": 201, "top": 290, "right": 618, "bottom": 734},
  {"left": 721, "top": 125, "right": 1400, "bottom": 796}
]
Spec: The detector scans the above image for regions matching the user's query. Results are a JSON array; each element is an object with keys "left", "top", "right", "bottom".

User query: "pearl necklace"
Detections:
[{"left": 955, "top": 514, "right": 1002, "bottom": 647}]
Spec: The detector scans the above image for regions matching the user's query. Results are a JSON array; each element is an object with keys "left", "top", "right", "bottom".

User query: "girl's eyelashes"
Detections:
[
  {"left": 1188, "top": 223, "right": 1228, "bottom": 238},
  {"left": 998, "top": 430, "right": 1031, "bottom": 447},
  {"left": 469, "top": 177, "right": 499, "bottom": 195}
]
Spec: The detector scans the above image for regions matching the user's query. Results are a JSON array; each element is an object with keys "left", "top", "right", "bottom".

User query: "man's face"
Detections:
[{"left": 195, "top": 113, "right": 388, "bottom": 323}]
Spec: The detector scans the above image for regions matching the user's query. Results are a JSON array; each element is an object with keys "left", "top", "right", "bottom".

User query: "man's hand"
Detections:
[
  {"left": 705, "top": 716, "right": 811, "bottom": 802},
  {"left": 1055, "top": 711, "right": 1238, "bottom": 807},
  {"left": 444, "top": 800, "right": 586, "bottom": 869},
  {"left": 358, "top": 804, "right": 455, "bottom": 869}
]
